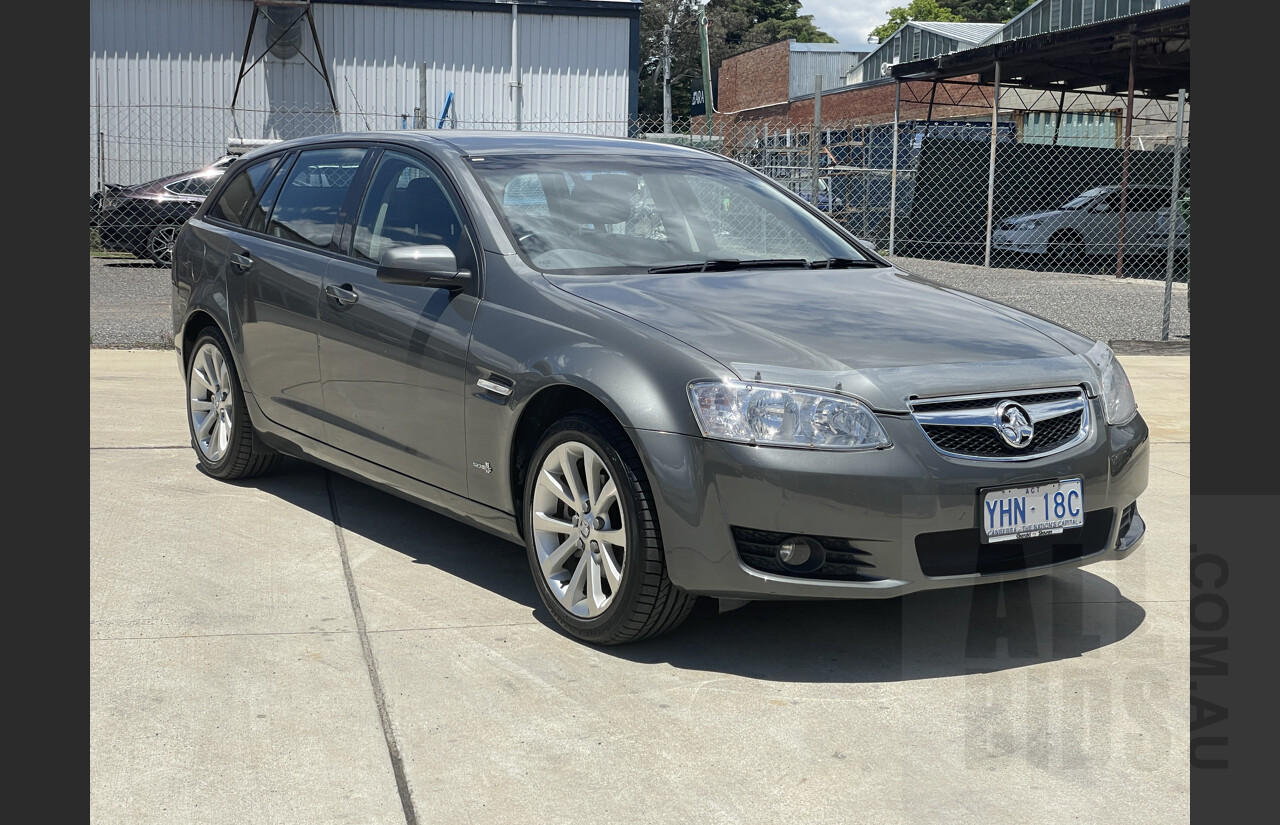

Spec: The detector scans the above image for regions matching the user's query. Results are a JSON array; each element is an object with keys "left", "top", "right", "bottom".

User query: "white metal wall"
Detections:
[
  {"left": 420, "top": 9, "right": 634, "bottom": 131},
  {"left": 90, "top": 0, "right": 637, "bottom": 190}
]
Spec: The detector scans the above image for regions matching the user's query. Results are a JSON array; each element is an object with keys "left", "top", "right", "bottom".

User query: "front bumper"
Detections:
[
  {"left": 632, "top": 407, "right": 1149, "bottom": 600},
  {"left": 991, "top": 233, "right": 1049, "bottom": 254}
]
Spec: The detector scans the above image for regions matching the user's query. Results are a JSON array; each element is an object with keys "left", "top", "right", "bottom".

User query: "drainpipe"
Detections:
[
  {"left": 698, "top": 4, "right": 714, "bottom": 136},
  {"left": 511, "top": 3, "right": 522, "bottom": 130}
]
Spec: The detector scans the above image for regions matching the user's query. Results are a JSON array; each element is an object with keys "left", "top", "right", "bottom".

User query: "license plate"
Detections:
[{"left": 980, "top": 479, "right": 1083, "bottom": 543}]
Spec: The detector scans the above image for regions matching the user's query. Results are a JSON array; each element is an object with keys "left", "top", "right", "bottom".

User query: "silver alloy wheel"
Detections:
[
  {"left": 531, "top": 440, "right": 626, "bottom": 618},
  {"left": 148, "top": 224, "right": 180, "bottom": 266},
  {"left": 188, "top": 341, "right": 235, "bottom": 463}
]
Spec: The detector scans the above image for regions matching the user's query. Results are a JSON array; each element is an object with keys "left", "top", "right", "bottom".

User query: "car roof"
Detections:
[
  {"left": 237, "top": 129, "right": 721, "bottom": 163},
  {"left": 119, "top": 166, "right": 223, "bottom": 193}
]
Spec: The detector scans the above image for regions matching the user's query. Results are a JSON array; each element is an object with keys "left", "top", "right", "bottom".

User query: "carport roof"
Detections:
[{"left": 890, "top": 2, "right": 1191, "bottom": 101}]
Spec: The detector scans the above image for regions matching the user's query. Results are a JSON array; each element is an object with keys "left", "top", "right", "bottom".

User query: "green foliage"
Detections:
[
  {"left": 869, "top": 0, "right": 964, "bottom": 43},
  {"left": 869, "top": 0, "right": 1033, "bottom": 43},
  {"left": 938, "top": 0, "right": 1034, "bottom": 24},
  {"left": 640, "top": 0, "right": 834, "bottom": 118}
]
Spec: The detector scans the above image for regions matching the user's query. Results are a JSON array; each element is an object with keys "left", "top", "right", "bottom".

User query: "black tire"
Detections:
[
  {"left": 185, "top": 326, "right": 281, "bottom": 480},
  {"left": 1047, "top": 230, "right": 1084, "bottom": 267},
  {"left": 147, "top": 223, "right": 182, "bottom": 267},
  {"left": 524, "top": 410, "right": 697, "bottom": 645}
]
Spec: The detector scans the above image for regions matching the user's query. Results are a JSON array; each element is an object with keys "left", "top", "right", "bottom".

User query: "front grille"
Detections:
[
  {"left": 915, "top": 508, "right": 1114, "bottom": 577},
  {"left": 731, "top": 527, "right": 881, "bottom": 582},
  {"left": 910, "top": 387, "right": 1089, "bottom": 461},
  {"left": 923, "top": 410, "right": 1082, "bottom": 457}
]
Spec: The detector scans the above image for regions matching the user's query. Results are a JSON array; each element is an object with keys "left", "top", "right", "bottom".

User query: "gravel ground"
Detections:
[{"left": 89, "top": 252, "right": 1190, "bottom": 354}]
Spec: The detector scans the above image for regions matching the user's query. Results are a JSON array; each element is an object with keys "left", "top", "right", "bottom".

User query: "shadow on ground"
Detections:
[{"left": 227, "top": 457, "right": 1145, "bottom": 685}]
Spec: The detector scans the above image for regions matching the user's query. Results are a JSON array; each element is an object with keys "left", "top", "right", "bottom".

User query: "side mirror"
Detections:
[{"left": 377, "top": 244, "right": 471, "bottom": 291}]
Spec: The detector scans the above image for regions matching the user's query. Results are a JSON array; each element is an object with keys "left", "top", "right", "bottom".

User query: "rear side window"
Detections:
[
  {"left": 166, "top": 172, "right": 221, "bottom": 198},
  {"left": 1130, "top": 187, "right": 1171, "bottom": 212},
  {"left": 208, "top": 157, "right": 282, "bottom": 227},
  {"left": 266, "top": 147, "right": 368, "bottom": 249}
]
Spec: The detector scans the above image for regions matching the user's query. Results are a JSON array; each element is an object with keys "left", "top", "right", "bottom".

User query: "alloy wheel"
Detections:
[
  {"left": 188, "top": 341, "right": 235, "bottom": 463},
  {"left": 530, "top": 440, "right": 627, "bottom": 618}
]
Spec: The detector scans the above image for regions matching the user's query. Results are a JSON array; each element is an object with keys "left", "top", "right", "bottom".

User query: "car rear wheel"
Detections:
[
  {"left": 147, "top": 224, "right": 182, "bottom": 267},
  {"left": 185, "top": 327, "right": 281, "bottom": 480},
  {"left": 524, "top": 411, "right": 697, "bottom": 645}
]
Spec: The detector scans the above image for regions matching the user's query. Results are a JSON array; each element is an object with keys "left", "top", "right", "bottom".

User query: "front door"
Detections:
[{"left": 316, "top": 149, "right": 479, "bottom": 494}]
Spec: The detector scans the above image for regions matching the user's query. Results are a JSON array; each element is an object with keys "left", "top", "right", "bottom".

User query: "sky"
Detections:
[{"left": 800, "top": 1, "right": 893, "bottom": 48}]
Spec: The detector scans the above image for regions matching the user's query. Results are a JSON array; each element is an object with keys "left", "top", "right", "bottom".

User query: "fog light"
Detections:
[{"left": 777, "top": 535, "right": 825, "bottom": 573}]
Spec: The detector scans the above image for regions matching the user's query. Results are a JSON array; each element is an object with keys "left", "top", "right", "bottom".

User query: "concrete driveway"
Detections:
[{"left": 90, "top": 349, "right": 1190, "bottom": 824}]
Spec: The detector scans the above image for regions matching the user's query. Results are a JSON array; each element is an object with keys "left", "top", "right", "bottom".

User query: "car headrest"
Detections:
[{"left": 562, "top": 175, "right": 636, "bottom": 226}]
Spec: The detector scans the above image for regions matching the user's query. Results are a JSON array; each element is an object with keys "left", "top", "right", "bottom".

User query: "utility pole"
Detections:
[{"left": 662, "top": 24, "right": 672, "bottom": 134}]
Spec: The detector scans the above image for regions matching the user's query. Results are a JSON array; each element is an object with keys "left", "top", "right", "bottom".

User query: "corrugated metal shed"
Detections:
[
  {"left": 910, "top": 22, "right": 1003, "bottom": 43},
  {"left": 854, "top": 22, "right": 998, "bottom": 85},
  {"left": 788, "top": 42, "right": 871, "bottom": 99},
  {"left": 980, "top": 0, "right": 1185, "bottom": 45},
  {"left": 90, "top": 0, "right": 641, "bottom": 191},
  {"left": 849, "top": 0, "right": 1187, "bottom": 86}
]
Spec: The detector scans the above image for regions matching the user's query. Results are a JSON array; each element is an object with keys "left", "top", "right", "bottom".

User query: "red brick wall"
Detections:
[
  {"left": 717, "top": 40, "right": 793, "bottom": 113},
  {"left": 717, "top": 76, "right": 987, "bottom": 129}
]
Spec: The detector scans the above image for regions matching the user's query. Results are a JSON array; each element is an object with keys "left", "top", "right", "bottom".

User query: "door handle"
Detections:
[
  {"left": 324, "top": 283, "right": 360, "bottom": 306},
  {"left": 230, "top": 251, "right": 253, "bottom": 270}
]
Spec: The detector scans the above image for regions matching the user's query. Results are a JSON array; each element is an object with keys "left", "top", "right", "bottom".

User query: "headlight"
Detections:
[
  {"left": 1085, "top": 341, "right": 1138, "bottom": 425},
  {"left": 1016, "top": 219, "right": 1042, "bottom": 229},
  {"left": 687, "top": 380, "right": 891, "bottom": 450}
]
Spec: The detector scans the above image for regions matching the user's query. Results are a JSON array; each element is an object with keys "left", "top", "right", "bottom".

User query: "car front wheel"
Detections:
[
  {"left": 524, "top": 411, "right": 696, "bottom": 645},
  {"left": 185, "top": 327, "right": 281, "bottom": 480}
]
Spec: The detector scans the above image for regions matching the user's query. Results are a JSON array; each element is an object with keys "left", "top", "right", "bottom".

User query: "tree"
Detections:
[
  {"left": 709, "top": 0, "right": 833, "bottom": 54},
  {"left": 868, "top": 0, "right": 1034, "bottom": 42},
  {"left": 869, "top": 0, "right": 964, "bottom": 43},
  {"left": 939, "top": 1, "right": 1034, "bottom": 24},
  {"left": 638, "top": 0, "right": 705, "bottom": 121},
  {"left": 638, "top": 0, "right": 834, "bottom": 119}
]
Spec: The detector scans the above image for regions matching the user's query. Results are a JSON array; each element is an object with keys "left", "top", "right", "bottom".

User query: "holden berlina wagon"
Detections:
[{"left": 172, "top": 131, "right": 1149, "bottom": 645}]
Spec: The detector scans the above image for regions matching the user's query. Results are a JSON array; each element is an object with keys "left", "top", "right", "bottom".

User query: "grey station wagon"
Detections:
[{"left": 172, "top": 131, "right": 1149, "bottom": 645}]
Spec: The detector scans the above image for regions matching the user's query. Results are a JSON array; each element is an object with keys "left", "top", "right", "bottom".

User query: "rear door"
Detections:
[
  {"left": 216, "top": 145, "right": 371, "bottom": 440},
  {"left": 1079, "top": 189, "right": 1123, "bottom": 255},
  {"left": 317, "top": 148, "right": 480, "bottom": 494},
  {"left": 1123, "top": 186, "right": 1173, "bottom": 254}
]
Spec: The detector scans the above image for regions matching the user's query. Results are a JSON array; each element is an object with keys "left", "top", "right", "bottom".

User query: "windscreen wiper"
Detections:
[
  {"left": 648, "top": 258, "right": 809, "bottom": 274},
  {"left": 808, "top": 257, "right": 882, "bottom": 269}
]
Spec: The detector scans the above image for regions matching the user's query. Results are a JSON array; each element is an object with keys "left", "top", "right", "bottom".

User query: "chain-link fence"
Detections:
[{"left": 89, "top": 91, "right": 1190, "bottom": 284}]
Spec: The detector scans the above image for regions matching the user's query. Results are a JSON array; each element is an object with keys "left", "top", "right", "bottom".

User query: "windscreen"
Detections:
[{"left": 466, "top": 153, "right": 870, "bottom": 274}]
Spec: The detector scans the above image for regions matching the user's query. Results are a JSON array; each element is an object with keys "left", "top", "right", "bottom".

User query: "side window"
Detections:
[
  {"left": 166, "top": 173, "right": 221, "bottom": 198},
  {"left": 1096, "top": 192, "right": 1122, "bottom": 212},
  {"left": 267, "top": 147, "right": 368, "bottom": 249},
  {"left": 352, "top": 151, "right": 468, "bottom": 266},
  {"left": 1133, "top": 188, "right": 1169, "bottom": 212},
  {"left": 208, "top": 157, "right": 281, "bottom": 227},
  {"left": 245, "top": 159, "right": 291, "bottom": 234}
]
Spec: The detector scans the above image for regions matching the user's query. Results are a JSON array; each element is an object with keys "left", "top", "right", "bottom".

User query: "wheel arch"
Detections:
[
  {"left": 179, "top": 309, "right": 227, "bottom": 371},
  {"left": 508, "top": 384, "right": 617, "bottom": 538}
]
